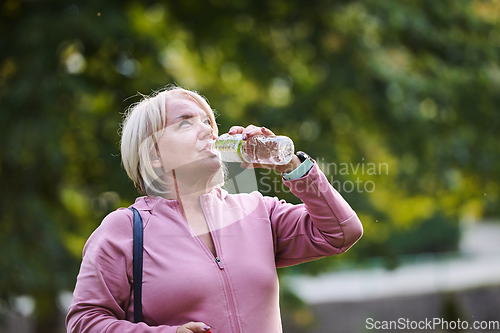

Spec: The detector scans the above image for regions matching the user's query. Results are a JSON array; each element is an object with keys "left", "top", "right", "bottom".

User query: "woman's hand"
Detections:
[
  {"left": 228, "top": 125, "right": 301, "bottom": 174},
  {"left": 176, "top": 321, "right": 211, "bottom": 333}
]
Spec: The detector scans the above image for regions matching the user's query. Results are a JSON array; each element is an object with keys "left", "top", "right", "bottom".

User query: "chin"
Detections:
[
  {"left": 186, "top": 156, "right": 222, "bottom": 174},
  {"left": 203, "top": 156, "right": 222, "bottom": 173}
]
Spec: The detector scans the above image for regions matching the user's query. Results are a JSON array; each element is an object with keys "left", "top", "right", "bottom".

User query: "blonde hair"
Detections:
[{"left": 121, "top": 86, "right": 220, "bottom": 195}]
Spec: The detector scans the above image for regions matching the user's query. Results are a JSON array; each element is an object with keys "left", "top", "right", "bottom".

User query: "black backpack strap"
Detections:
[{"left": 129, "top": 207, "right": 143, "bottom": 323}]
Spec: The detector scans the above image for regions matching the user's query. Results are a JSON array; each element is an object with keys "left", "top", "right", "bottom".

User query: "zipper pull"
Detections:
[{"left": 215, "top": 257, "right": 224, "bottom": 269}]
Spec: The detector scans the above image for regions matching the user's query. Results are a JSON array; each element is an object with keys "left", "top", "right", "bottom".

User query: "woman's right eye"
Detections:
[{"left": 178, "top": 119, "right": 191, "bottom": 128}]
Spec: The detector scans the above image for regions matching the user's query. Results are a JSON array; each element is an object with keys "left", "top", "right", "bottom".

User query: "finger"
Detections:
[
  {"left": 244, "top": 124, "right": 260, "bottom": 132},
  {"left": 242, "top": 125, "right": 264, "bottom": 140},
  {"left": 229, "top": 125, "right": 260, "bottom": 137},
  {"left": 243, "top": 125, "right": 260, "bottom": 136},
  {"left": 229, "top": 125, "right": 274, "bottom": 140},
  {"left": 179, "top": 322, "right": 211, "bottom": 333},
  {"left": 228, "top": 126, "right": 245, "bottom": 135},
  {"left": 260, "top": 126, "right": 275, "bottom": 136}
]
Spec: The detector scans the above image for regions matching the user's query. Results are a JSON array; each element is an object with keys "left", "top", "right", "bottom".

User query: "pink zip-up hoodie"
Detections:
[{"left": 66, "top": 163, "right": 363, "bottom": 332}]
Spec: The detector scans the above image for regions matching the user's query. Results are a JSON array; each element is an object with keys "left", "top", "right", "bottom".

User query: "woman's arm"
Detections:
[
  {"left": 265, "top": 161, "right": 363, "bottom": 267},
  {"left": 223, "top": 125, "right": 362, "bottom": 266},
  {"left": 65, "top": 210, "right": 187, "bottom": 333}
]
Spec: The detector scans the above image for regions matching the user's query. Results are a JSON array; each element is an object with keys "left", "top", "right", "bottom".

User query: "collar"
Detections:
[{"left": 130, "top": 187, "right": 228, "bottom": 211}]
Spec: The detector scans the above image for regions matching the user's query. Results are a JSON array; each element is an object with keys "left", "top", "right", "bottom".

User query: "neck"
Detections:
[
  {"left": 165, "top": 169, "right": 217, "bottom": 219},
  {"left": 163, "top": 168, "right": 215, "bottom": 204}
]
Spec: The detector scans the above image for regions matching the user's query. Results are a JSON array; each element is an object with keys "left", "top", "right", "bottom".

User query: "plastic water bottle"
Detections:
[{"left": 214, "top": 133, "right": 294, "bottom": 165}]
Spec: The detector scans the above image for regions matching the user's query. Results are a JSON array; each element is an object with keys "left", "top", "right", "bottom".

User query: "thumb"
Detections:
[{"left": 183, "top": 321, "right": 211, "bottom": 333}]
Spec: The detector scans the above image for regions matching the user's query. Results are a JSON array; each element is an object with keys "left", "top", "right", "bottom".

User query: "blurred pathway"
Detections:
[{"left": 286, "top": 221, "right": 500, "bottom": 304}]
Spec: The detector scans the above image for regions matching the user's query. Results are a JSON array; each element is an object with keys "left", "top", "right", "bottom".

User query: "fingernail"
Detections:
[
  {"left": 261, "top": 126, "right": 267, "bottom": 132},
  {"left": 203, "top": 326, "right": 211, "bottom": 331},
  {"left": 242, "top": 133, "right": 247, "bottom": 140}
]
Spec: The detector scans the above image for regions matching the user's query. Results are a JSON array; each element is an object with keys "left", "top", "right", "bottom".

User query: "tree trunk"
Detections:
[{"left": 34, "top": 292, "right": 61, "bottom": 333}]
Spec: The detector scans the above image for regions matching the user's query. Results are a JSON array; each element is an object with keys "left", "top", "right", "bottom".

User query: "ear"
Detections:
[{"left": 151, "top": 156, "right": 162, "bottom": 169}]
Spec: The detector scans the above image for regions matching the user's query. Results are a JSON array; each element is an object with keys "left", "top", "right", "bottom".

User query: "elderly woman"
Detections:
[{"left": 66, "top": 86, "right": 363, "bottom": 333}]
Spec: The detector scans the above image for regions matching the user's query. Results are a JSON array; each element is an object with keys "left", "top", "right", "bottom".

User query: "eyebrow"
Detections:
[
  {"left": 173, "top": 114, "right": 194, "bottom": 122},
  {"left": 173, "top": 113, "right": 209, "bottom": 122}
]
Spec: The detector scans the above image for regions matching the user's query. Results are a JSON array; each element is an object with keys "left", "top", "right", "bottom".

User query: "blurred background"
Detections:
[{"left": 1, "top": 0, "right": 499, "bottom": 332}]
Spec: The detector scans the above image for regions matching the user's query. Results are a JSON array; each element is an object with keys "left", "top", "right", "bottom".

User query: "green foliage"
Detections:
[{"left": 1, "top": 0, "right": 499, "bottom": 331}]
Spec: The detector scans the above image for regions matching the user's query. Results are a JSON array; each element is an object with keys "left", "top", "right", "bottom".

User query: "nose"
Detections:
[{"left": 199, "top": 119, "right": 216, "bottom": 140}]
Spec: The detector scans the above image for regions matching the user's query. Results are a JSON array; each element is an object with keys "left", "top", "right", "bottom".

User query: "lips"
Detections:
[{"left": 201, "top": 141, "right": 216, "bottom": 155}]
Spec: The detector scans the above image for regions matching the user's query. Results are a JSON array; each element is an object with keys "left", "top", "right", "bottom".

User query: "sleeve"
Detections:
[
  {"left": 265, "top": 162, "right": 363, "bottom": 268},
  {"left": 65, "top": 209, "right": 180, "bottom": 333}
]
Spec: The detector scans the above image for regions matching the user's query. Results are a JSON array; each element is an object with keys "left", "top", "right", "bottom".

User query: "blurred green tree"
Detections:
[{"left": 1, "top": 0, "right": 499, "bottom": 331}]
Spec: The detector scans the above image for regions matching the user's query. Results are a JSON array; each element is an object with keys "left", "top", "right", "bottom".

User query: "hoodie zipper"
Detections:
[
  {"left": 201, "top": 198, "right": 242, "bottom": 333},
  {"left": 175, "top": 200, "right": 242, "bottom": 333}
]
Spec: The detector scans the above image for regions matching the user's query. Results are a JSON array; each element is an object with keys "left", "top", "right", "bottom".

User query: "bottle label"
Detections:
[{"left": 214, "top": 134, "right": 246, "bottom": 163}]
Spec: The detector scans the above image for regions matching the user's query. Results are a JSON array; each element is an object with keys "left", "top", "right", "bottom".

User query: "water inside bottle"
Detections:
[
  {"left": 213, "top": 133, "right": 294, "bottom": 165},
  {"left": 244, "top": 136, "right": 294, "bottom": 165}
]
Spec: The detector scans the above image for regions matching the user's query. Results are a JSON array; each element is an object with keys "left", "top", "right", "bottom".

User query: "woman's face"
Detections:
[{"left": 154, "top": 97, "right": 220, "bottom": 178}]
